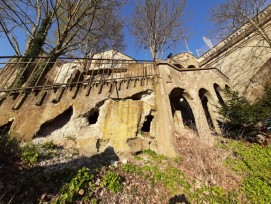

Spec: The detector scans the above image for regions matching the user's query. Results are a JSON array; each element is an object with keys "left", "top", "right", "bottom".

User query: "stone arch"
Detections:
[
  {"left": 198, "top": 88, "right": 215, "bottom": 131},
  {"left": 213, "top": 83, "right": 225, "bottom": 105},
  {"left": 169, "top": 88, "right": 197, "bottom": 132},
  {"left": 188, "top": 65, "right": 196, "bottom": 68}
]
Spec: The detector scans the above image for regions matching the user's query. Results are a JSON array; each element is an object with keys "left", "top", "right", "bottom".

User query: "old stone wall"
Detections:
[
  {"left": 0, "top": 61, "right": 229, "bottom": 157},
  {"left": 157, "top": 63, "right": 229, "bottom": 144},
  {"left": 199, "top": 9, "right": 271, "bottom": 101}
]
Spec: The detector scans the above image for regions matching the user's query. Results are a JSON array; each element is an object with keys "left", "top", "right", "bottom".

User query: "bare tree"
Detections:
[
  {"left": 0, "top": 0, "right": 124, "bottom": 58},
  {"left": 0, "top": 0, "right": 124, "bottom": 87},
  {"left": 211, "top": 0, "right": 271, "bottom": 47},
  {"left": 129, "top": 0, "right": 186, "bottom": 61}
]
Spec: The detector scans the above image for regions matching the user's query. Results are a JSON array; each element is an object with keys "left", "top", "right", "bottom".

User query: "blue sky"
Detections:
[
  {"left": 122, "top": 0, "right": 225, "bottom": 60},
  {"left": 0, "top": 0, "right": 224, "bottom": 60}
]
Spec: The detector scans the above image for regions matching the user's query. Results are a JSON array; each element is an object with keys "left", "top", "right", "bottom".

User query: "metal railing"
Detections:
[{"left": 0, "top": 56, "right": 158, "bottom": 94}]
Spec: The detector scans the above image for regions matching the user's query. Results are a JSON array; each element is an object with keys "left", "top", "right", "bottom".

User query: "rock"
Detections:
[
  {"left": 95, "top": 179, "right": 101, "bottom": 185},
  {"left": 110, "top": 160, "right": 118, "bottom": 167},
  {"left": 122, "top": 159, "right": 128, "bottom": 164},
  {"left": 40, "top": 193, "right": 47, "bottom": 200},
  {"left": 78, "top": 189, "right": 85, "bottom": 196},
  {"left": 113, "top": 161, "right": 118, "bottom": 167},
  {"left": 195, "top": 180, "right": 201, "bottom": 189}
]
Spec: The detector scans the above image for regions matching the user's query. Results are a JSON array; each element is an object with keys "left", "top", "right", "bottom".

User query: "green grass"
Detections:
[{"left": 220, "top": 140, "right": 271, "bottom": 203}]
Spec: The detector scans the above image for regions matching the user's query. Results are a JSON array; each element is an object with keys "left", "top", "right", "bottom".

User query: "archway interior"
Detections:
[
  {"left": 188, "top": 65, "right": 196, "bottom": 68},
  {"left": 169, "top": 88, "right": 197, "bottom": 131},
  {"left": 199, "top": 88, "right": 215, "bottom": 131},
  {"left": 214, "top": 83, "right": 225, "bottom": 105}
]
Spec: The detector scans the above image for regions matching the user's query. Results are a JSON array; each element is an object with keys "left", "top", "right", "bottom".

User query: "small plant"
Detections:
[
  {"left": 54, "top": 167, "right": 95, "bottom": 204},
  {"left": 142, "top": 149, "right": 167, "bottom": 162},
  {"left": 65, "top": 135, "right": 76, "bottom": 142},
  {"left": 21, "top": 143, "right": 41, "bottom": 164},
  {"left": 101, "top": 171, "right": 123, "bottom": 194},
  {"left": 42, "top": 140, "right": 57, "bottom": 150},
  {"left": 91, "top": 198, "right": 98, "bottom": 204}
]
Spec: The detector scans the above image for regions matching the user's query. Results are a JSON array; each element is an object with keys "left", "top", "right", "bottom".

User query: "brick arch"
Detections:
[{"left": 169, "top": 88, "right": 197, "bottom": 132}]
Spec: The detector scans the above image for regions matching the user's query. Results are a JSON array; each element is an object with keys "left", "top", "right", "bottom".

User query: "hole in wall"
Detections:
[
  {"left": 0, "top": 119, "right": 13, "bottom": 135},
  {"left": 88, "top": 109, "right": 99, "bottom": 125},
  {"left": 35, "top": 106, "right": 73, "bottom": 137},
  {"left": 141, "top": 114, "right": 154, "bottom": 132},
  {"left": 174, "top": 64, "right": 183, "bottom": 69},
  {"left": 129, "top": 90, "right": 153, "bottom": 101}
]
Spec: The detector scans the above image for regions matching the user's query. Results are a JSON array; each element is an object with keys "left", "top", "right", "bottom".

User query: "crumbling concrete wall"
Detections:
[{"left": 0, "top": 78, "right": 164, "bottom": 156}]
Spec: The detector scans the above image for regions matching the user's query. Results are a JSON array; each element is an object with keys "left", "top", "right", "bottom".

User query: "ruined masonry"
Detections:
[
  {"left": 0, "top": 5, "right": 271, "bottom": 157},
  {"left": 0, "top": 50, "right": 229, "bottom": 157}
]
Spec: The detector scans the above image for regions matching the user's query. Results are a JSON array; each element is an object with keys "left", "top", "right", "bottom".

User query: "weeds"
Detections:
[
  {"left": 54, "top": 167, "right": 95, "bottom": 204},
  {"left": 101, "top": 171, "right": 123, "bottom": 194},
  {"left": 122, "top": 152, "right": 190, "bottom": 195},
  {"left": 21, "top": 143, "right": 41, "bottom": 164},
  {"left": 42, "top": 140, "right": 58, "bottom": 150},
  {"left": 223, "top": 140, "right": 271, "bottom": 203}
]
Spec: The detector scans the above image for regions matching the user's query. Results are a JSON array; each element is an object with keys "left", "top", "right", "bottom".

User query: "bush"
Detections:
[{"left": 218, "top": 85, "right": 271, "bottom": 142}]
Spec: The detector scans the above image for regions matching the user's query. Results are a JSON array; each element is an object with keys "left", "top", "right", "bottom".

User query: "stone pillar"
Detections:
[
  {"left": 187, "top": 93, "right": 213, "bottom": 143},
  {"left": 154, "top": 65, "right": 177, "bottom": 157}
]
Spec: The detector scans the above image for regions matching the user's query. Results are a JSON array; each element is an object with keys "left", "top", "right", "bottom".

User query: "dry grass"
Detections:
[{"left": 175, "top": 132, "right": 241, "bottom": 191}]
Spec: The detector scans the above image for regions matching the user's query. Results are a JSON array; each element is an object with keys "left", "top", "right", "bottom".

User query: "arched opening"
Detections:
[
  {"left": 214, "top": 83, "right": 225, "bottom": 105},
  {"left": 188, "top": 65, "right": 196, "bottom": 68},
  {"left": 169, "top": 88, "right": 197, "bottom": 132},
  {"left": 174, "top": 64, "right": 184, "bottom": 69},
  {"left": 199, "top": 88, "right": 215, "bottom": 131}
]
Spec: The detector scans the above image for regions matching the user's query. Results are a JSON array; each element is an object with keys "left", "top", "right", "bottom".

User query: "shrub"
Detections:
[{"left": 218, "top": 85, "right": 271, "bottom": 142}]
